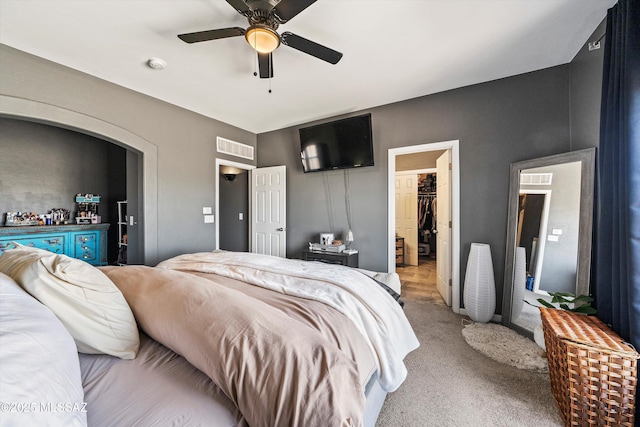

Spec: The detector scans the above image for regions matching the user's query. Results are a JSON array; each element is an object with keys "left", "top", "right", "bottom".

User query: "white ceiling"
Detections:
[{"left": 0, "top": 0, "right": 615, "bottom": 134}]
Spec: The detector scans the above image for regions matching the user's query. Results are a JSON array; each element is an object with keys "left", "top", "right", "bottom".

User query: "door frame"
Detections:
[
  {"left": 388, "top": 140, "right": 461, "bottom": 313},
  {"left": 215, "top": 158, "right": 255, "bottom": 251}
]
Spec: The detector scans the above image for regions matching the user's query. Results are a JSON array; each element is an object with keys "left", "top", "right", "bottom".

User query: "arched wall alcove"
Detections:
[{"left": 0, "top": 95, "right": 159, "bottom": 264}]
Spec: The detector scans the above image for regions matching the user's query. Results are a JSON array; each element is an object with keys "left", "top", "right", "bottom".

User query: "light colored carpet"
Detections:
[
  {"left": 461, "top": 321, "right": 548, "bottom": 374},
  {"left": 376, "top": 296, "right": 562, "bottom": 426}
]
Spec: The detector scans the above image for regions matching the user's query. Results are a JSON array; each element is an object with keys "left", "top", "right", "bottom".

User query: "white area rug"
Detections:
[{"left": 462, "top": 322, "right": 549, "bottom": 374}]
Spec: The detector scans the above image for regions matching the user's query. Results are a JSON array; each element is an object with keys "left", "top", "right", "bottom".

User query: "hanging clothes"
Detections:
[{"left": 418, "top": 195, "right": 435, "bottom": 242}]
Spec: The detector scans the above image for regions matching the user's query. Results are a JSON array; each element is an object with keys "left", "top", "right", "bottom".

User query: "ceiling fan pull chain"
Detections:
[
  {"left": 268, "top": 54, "right": 272, "bottom": 93},
  {"left": 253, "top": 31, "right": 259, "bottom": 77},
  {"left": 253, "top": 53, "right": 258, "bottom": 77}
]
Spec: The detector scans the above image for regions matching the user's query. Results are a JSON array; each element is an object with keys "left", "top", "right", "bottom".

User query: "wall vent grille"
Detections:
[
  {"left": 216, "top": 137, "right": 254, "bottom": 160},
  {"left": 520, "top": 173, "right": 553, "bottom": 185}
]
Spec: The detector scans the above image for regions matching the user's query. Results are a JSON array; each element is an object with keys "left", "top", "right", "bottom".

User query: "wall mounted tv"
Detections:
[{"left": 299, "top": 113, "right": 374, "bottom": 173}]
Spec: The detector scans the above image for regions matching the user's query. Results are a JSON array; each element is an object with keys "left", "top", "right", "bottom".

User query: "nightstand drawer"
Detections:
[{"left": 302, "top": 250, "right": 358, "bottom": 268}]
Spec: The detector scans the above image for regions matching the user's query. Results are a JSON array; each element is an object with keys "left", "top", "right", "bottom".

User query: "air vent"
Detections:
[
  {"left": 520, "top": 173, "right": 553, "bottom": 185},
  {"left": 216, "top": 137, "right": 254, "bottom": 160}
]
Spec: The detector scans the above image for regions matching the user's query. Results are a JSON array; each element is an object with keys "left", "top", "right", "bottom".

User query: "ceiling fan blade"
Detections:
[
  {"left": 178, "top": 27, "right": 245, "bottom": 44},
  {"left": 225, "top": 0, "right": 250, "bottom": 15},
  {"left": 258, "top": 52, "right": 274, "bottom": 79},
  {"left": 273, "top": 0, "right": 317, "bottom": 23},
  {"left": 281, "top": 32, "right": 343, "bottom": 64}
]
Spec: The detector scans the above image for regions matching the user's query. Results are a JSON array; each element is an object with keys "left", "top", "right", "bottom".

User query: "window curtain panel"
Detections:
[{"left": 592, "top": 0, "right": 640, "bottom": 348}]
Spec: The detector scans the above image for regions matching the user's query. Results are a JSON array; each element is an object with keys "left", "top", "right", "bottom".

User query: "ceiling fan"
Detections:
[{"left": 177, "top": 0, "right": 343, "bottom": 79}]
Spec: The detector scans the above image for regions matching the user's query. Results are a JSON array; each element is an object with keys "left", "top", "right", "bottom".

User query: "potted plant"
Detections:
[{"left": 529, "top": 292, "right": 597, "bottom": 315}]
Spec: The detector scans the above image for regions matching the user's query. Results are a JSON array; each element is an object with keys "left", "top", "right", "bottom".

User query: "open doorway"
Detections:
[
  {"left": 388, "top": 140, "right": 461, "bottom": 313},
  {"left": 215, "top": 159, "right": 255, "bottom": 251},
  {"left": 394, "top": 167, "right": 439, "bottom": 303}
]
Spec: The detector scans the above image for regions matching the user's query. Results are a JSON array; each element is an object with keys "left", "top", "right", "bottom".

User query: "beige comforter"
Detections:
[
  {"left": 101, "top": 265, "right": 371, "bottom": 427},
  {"left": 157, "top": 251, "right": 419, "bottom": 392}
]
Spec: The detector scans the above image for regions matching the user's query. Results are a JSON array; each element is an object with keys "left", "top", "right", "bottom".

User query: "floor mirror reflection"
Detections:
[{"left": 502, "top": 148, "right": 595, "bottom": 338}]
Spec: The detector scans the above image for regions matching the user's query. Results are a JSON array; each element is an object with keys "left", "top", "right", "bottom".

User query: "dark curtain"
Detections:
[{"left": 592, "top": 0, "right": 640, "bottom": 348}]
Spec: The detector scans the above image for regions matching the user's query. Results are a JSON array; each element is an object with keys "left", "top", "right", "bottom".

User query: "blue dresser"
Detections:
[{"left": 0, "top": 224, "right": 109, "bottom": 266}]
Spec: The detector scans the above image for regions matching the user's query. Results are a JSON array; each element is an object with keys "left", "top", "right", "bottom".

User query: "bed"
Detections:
[{"left": 0, "top": 246, "right": 419, "bottom": 427}]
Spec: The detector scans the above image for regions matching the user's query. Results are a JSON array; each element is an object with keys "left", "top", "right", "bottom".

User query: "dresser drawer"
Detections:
[
  {"left": 71, "top": 231, "right": 99, "bottom": 264},
  {"left": 0, "top": 234, "right": 67, "bottom": 255},
  {"left": 0, "top": 224, "right": 109, "bottom": 266}
]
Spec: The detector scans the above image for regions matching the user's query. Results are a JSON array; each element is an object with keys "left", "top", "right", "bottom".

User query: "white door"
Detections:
[
  {"left": 436, "top": 151, "right": 452, "bottom": 306},
  {"left": 395, "top": 173, "right": 418, "bottom": 266},
  {"left": 250, "top": 166, "right": 286, "bottom": 257}
]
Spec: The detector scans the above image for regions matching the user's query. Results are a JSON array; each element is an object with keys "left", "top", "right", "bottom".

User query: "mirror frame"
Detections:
[{"left": 501, "top": 148, "right": 595, "bottom": 337}]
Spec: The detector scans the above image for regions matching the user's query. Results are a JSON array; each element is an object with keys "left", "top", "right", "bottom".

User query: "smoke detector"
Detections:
[{"left": 147, "top": 58, "right": 167, "bottom": 70}]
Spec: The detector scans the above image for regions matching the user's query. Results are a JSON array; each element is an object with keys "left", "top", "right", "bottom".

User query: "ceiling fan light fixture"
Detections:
[{"left": 245, "top": 25, "right": 280, "bottom": 54}]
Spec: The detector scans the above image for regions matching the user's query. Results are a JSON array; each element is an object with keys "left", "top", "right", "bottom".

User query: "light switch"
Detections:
[
  {"left": 547, "top": 235, "right": 559, "bottom": 242},
  {"left": 552, "top": 228, "right": 563, "bottom": 235},
  {"left": 203, "top": 207, "right": 212, "bottom": 215},
  {"left": 204, "top": 215, "right": 214, "bottom": 223},
  {"left": 239, "top": 213, "right": 244, "bottom": 220}
]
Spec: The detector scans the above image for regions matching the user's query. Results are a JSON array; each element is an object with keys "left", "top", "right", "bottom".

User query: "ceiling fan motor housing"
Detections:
[{"left": 248, "top": 8, "right": 280, "bottom": 29}]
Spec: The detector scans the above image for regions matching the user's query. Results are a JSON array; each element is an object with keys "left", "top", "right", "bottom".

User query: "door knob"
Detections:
[{"left": 276, "top": 227, "right": 286, "bottom": 231}]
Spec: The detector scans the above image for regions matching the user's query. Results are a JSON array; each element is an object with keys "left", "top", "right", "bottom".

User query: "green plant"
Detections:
[{"left": 525, "top": 291, "right": 597, "bottom": 315}]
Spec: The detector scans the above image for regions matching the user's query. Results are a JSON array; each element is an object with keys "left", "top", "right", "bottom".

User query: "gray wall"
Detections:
[
  {"left": 0, "top": 118, "right": 112, "bottom": 215},
  {"left": 0, "top": 44, "right": 257, "bottom": 265},
  {"left": 570, "top": 20, "right": 607, "bottom": 151},
  {"left": 257, "top": 66, "right": 572, "bottom": 308}
]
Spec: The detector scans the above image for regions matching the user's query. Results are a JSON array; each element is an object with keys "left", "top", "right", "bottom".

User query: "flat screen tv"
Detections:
[{"left": 299, "top": 113, "right": 374, "bottom": 173}]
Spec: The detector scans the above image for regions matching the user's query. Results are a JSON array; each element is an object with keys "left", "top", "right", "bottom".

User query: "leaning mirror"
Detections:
[{"left": 501, "top": 148, "right": 595, "bottom": 337}]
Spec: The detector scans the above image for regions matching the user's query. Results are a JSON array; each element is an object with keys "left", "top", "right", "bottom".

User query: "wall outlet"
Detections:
[
  {"left": 204, "top": 215, "right": 214, "bottom": 223},
  {"left": 547, "top": 235, "right": 559, "bottom": 242}
]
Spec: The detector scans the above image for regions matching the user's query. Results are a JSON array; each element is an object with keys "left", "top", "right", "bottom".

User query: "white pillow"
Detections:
[
  {"left": 0, "top": 272, "right": 87, "bottom": 427},
  {"left": 0, "top": 245, "right": 139, "bottom": 359}
]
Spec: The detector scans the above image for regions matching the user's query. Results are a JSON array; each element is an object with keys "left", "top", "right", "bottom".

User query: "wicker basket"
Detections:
[{"left": 540, "top": 307, "right": 639, "bottom": 426}]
